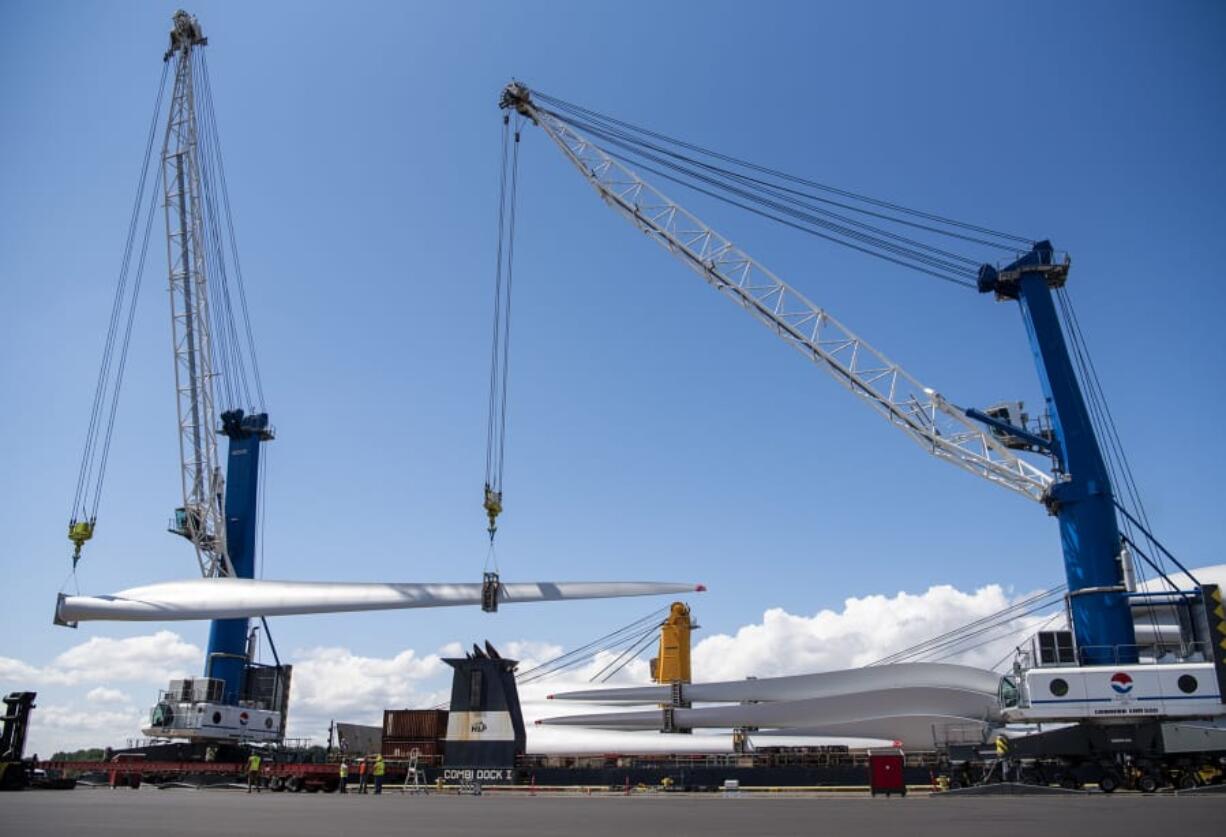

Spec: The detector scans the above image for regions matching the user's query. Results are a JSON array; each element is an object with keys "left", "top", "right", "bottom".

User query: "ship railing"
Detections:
[{"left": 1076, "top": 641, "right": 1210, "bottom": 666}]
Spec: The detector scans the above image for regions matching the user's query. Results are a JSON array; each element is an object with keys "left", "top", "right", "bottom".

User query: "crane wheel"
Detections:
[{"left": 1137, "top": 775, "right": 1159, "bottom": 794}]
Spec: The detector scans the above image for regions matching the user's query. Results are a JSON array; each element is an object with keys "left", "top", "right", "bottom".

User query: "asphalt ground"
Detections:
[{"left": 2, "top": 786, "right": 1224, "bottom": 836}]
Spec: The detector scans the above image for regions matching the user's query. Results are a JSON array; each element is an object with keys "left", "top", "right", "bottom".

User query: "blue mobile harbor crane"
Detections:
[
  {"left": 501, "top": 83, "right": 1226, "bottom": 789},
  {"left": 64, "top": 12, "right": 289, "bottom": 746},
  {"left": 975, "top": 242, "right": 1137, "bottom": 665},
  {"left": 200, "top": 409, "right": 276, "bottom": 711}
]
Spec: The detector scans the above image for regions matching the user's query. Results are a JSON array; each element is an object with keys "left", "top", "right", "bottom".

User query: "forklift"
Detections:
[{"left": 1, "top": 692, "right": 36, "bottom": 790}]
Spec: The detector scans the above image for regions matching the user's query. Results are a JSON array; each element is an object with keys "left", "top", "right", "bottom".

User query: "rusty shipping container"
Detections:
[{"left": 383, "top": 709, "right": 448, "bottom": 739}]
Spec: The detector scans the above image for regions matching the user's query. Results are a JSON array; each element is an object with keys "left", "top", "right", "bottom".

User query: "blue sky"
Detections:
[{"left": 2, "top": 1, "right": 1225, "bottom": 746}]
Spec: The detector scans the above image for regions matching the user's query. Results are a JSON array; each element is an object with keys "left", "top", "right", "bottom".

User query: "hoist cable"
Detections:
[
  {"left": 589, "top": 141, "right": 977, "bottom": 288},
  {"left": 587, "top": 623, "right": 661, "bottom": 683},
  {"left": 548, "top": 107, "right": 1009, "bottom": 259},
  {"left": 90, "top": 167, "right": 163, "bottom": 522},
  {"left": 518, "top": 610, "right": 665, "bottom": 684},
  {"left": 200, "top": 51, "right": 265, "bottom": 410},
  {"left": 482, "top": 113, "right": 522, "bottom": 548},
  {"left": 921, "top": 596, "right": 1067, "bottom": 664},
  {"left": 989, "top": 612, "right": 1064, "bottom": 672},
  {"left": 532, "top": 90, "right": 1035, "bottom": 245},
  {"left": 71, "top": 61, "right": 170, "bottom": 524},
  {"left": 485, "top": 115, "right": 511, "bottom": 489},
  {"left": 549, "top": 109, "right": 983, "bottom": 279},
  {"left": 578, "top": 121, "right": 980, "bottom": 279},
  {"left": 597, "top": 629, "right": 661, "bottom": 683},
  {"left": 869, "top": 584, "right": 1066, "bottom": 666},
  {"left": 497, "top": 119, "right": 521, "bottom": 486},
  {"left": 517, "top": 606, "right": 669, "bottom": 684},
  {"left": 195, "top": 54, "right": 254, "bottom": 410},
  {"left": 1058, "top": 289, "right": 1159, "bottom": 548},
  {"left": 886, "top": 594, "right": 1065, "bottom": 666},
  {"left": 1055, "top": 287, "right": 1175, "bottom": 634}
]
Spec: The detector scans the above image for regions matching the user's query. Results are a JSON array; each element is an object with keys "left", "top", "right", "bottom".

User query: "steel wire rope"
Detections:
[
  {"left": 546, "top": 107, "right": 1002, "bottom": 262},
  {"left": 90, "top": 168, "right": 164, "bottom": 523},
  {"left": 587, "top": 139, "right": 977, "bottom": 288},
  {"left": 199, "top": 54, "right": 250, "bottom": 411},
  {"left": 497, "top": 116, "right": 522, "bottom": 493},
  {"left": 587, "top": 624, "right": 662, "bottom": 683},
  {"left": 869, "top": 588, "right": 1065, "bottom": 666},
  {"left": 546, "top": 111, "right": 980, "bottom": 285},
  {"left": 921, "top": 597, "right": 1068, "bottom": 664},
  {"left": 1053, "top": 291, "right": 1167, "bottom": 656},
  {"left": 191, "top": 55, "right": 234, "bottom": 406},
  {"left": 482, "top": 114, "right": 512, "bottom": 572},
  {"left": 597, "top": 629, "right": 661, "bottom": 683},
  {"left": 559, "top": 116, "right": 981, "bottom": 277},
  {"left": 483, "top": 114, "right": 523, "bottom": 572},
  {"left": 519, "top": 617, "right": 665, "bottom": 685},
  {"left": 883, "top": 592, "right": 1067, "bottom": 666},
  {"left": 194, "top": 55, "right": 251, "bottom": 409},
  {"left": 531, "top": 90, "right": 1035, "bottom": 246},
  {"left": 485, "top": 114, "right": 511, "bottom": 492},
  {"left": 199, "top": 51, "right": 266, "bottom": 410},
  {"left": 517, "top": 607, "right": 669, "bottom": 684},
  {"left": 869, "top": 584, "right": 1066, "bottom": 666},
  {"left": 71, "top": 61, "right": 170, "bottom": 524},
  {"left": 989, "top": 612, "right": 1064, "bottom": 672},
  {"left": 928, "top": 609, "right": 1063, "bottom": 665},
  {"left": 1058, "top": 288, "right": 1166, "bottom": 579},
  {"left": 258, "top": 434, "right": 268, "bottom": 581},
  {"left": 531, "top": 625, "right": 660, "bottom": 686}
]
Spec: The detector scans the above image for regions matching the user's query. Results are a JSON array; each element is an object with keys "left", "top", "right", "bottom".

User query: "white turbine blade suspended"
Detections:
[
  {"left": 548, "top": 663, "right": 1002, "bottom": 705},
  {"left": 55, "top": 578, "right": 704, "bottom": 625}
]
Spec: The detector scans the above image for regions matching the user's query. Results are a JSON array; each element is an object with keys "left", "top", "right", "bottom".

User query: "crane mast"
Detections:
[
  {"left": 162, "top": 11, "right": 231, "bottom": 579},
  {"left": 155, "top": 11, "right": 280, "bottom": 726}
]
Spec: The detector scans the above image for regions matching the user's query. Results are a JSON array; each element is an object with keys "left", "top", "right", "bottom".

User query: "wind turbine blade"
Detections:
[
  {"left": 549, "top": 663, "right": 1001, "bottom": 705},
  {"left": 55, "top": 578, "right": 704, "bottom": 624}
]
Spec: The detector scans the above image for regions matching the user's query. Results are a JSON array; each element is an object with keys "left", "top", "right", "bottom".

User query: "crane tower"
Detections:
[{"left": 149, "top": 11, "right": 284, "bottom": 742}]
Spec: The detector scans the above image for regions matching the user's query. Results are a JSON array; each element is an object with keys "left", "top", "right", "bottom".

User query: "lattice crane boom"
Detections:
[
  {"left": 162, "top": 11, "right": 232, "bottom": 578},
  {"left": 502, "top": 84, "right": 1052, "bottom": 504}
]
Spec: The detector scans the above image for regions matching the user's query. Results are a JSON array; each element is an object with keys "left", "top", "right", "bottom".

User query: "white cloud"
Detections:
[
  {"left": 0, "top": 656, "right": 40, "bottom": 683},
  {"left": 26, "top": 704, "right": 147, "bottom": 756},
  {"left": 284, "top": 645, "right": 450, "bottom": 739},
  {"left": 85, "top": 686, "right": 131, "bottom": 704},
  {"left": 690, "top": 583, "right": 1040, "bottom": 681},
  {"left": 2, "top": 630, "right": 203, "bottom": 688}
]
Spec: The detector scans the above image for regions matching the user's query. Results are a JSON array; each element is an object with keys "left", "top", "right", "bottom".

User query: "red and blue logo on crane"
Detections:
[{"left": 1109, "top": 672, "right": 1134, "bottom": 695}]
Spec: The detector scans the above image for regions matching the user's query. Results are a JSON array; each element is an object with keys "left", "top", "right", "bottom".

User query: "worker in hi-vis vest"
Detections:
[
  {"left": 338, "top": 759, "right": 348, "bottom": 793},
  {"left": 373, "top": 754, "right": 386, "bottom": 795},
  {"left": 358, "top": 757, "right": 368, "bottom": 793},
  {"left": 246, "top": 752, "right": 262, "bottom": 793}
]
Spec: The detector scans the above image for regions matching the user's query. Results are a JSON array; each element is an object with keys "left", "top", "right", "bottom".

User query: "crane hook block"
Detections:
[
  {"left": 483, "top": 485, "right": 503, "bottom": 541},
  {"left": 482, "top": 571, "right": 501, "bottom": 613},
  {"left": 68, "top": 519, "right": 96, "bottom": 567}
]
